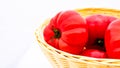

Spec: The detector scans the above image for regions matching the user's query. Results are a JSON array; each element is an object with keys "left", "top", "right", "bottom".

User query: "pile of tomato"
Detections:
[{"left": 43, "top": 10, "right": 120, "bottom": 59}]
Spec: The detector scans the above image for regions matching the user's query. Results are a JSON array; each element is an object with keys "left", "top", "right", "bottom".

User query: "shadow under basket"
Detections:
[{"left": 35, "top": 8, "right": 120, "bottom": 68}]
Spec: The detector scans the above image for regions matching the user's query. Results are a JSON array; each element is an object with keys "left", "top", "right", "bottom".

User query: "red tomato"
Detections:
[
  {"left": 86, "top": 45, "right": 105, "bottom": 51},
  {"left": 86, "top": 14, "right": 117, "bottom": 49},
  {"left": 59, "top": 39, "right": 84, "bottom": 54},
  {"left": 81, "top": 49, "right": 107, "bottom": 58},
  {"left": 105, "top": 19, "right": 120, "bottom": 59},
  {"left": 43, "top": 10, "right": 88, "bottom": 54}
]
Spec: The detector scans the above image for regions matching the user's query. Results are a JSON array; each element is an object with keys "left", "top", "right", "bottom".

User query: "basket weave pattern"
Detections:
[{"left": 35, "top": 8, "right": 120, "bottom": 68}]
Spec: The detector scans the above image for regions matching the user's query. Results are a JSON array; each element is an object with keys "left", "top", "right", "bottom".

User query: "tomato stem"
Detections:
[
  {"left": 95, "top": 39, "right": 104, "bottom": 47},
  {"left": 53, "top": 29, "right": 61, "bottom": 38}
]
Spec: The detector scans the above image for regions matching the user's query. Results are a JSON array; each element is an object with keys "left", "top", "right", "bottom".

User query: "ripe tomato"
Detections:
[
  {"left": 86, "top": 14, "right": 117, "bottom": 50},
  {"left": 105, "top": 19, "right": 120, "bottom": 59},
  {"left": 43, "top": 10, "right": 88, "bottom": 54},
  {"left": 81, "top": 49, "right": 107, "bottom": 58}
]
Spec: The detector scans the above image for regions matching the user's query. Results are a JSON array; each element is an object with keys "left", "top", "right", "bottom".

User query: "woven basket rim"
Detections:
[
  {"left": 75, "top": 8, "right": 120, "bottom": 12},
  {"left": 35, "top": 8, "right": 120, "bottom": 66}
]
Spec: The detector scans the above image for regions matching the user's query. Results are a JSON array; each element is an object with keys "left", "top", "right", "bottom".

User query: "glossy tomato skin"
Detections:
[
  {"left": 105, "top": 19, "right": 120, "bottom": 59},
  {"left": 81, "top": 49, "right": 107, "bottom": 58},
  {"left": 86, "top": 14, "right": 117, "bottom": 49},
  {"left": 59, "top": 39, "right": 84, "bottom": 54},
  {"left": 43, "top": 10, "right": 88, "bottom": 54}
]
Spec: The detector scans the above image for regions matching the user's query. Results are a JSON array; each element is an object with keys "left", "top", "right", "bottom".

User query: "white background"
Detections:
[{"left": 0, "top": 0, "right": 120, "bottom": 68}]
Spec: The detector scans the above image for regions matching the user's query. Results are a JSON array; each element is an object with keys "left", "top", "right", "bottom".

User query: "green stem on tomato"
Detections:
[
  {"left": 95, "top": 39, "right": 104, "bottom": 47},
  {"left": 53, "top": 28, "right": 61, "bottom": 38}
]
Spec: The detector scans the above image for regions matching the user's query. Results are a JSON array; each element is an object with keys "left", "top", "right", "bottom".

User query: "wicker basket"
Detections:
[{"left": 35, "top": 8, "right": 120, "bottom": 68}]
